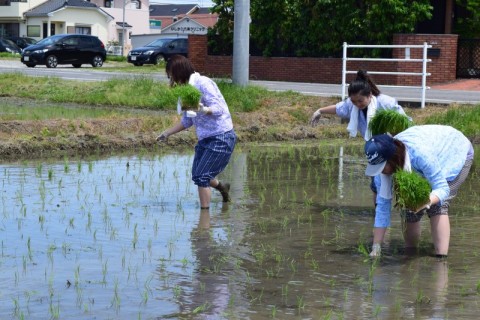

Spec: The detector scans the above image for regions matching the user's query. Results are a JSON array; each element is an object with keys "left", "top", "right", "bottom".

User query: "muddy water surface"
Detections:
[{"left": 0, "top": 143, "right": 479, "bottom": 319}]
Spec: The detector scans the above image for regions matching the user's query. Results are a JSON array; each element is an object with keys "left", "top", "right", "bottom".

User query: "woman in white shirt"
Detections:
[
  {"left": 310, "top": 70, "right": 410, "bottom": 141},
  {"left": 364, "top": 125, "right": 474, "bottom": 258}
]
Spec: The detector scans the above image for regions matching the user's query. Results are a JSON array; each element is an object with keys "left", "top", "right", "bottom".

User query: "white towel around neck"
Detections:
[
  {"left": 347, "top": 95, "right": 377, "bottom": 141},
  {"left": 379, "top": 148, "right": 412, "bottom": 199}
]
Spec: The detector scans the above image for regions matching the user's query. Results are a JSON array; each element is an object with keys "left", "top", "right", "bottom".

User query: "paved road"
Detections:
[{"left": 2, "top": 59, "right": 480, "bottom": 105}]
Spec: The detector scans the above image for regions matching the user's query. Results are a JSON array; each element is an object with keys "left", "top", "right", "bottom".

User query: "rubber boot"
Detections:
[{"left": 214, "top": 182, "right": 231, "bottom": 202}]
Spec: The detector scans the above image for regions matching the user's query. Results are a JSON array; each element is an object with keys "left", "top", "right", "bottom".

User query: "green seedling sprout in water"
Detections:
[
  {"left": 368, "top": 109, "right": 412, "bottom": 136},
  {"left": 172, "top": 84, "right": 202, "bottom": 111},
  {"left": 393, "top": 170, "right": 431, "bottom": 211}
]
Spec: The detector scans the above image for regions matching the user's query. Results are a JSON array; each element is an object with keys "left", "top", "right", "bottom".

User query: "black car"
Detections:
[
  {"left": 7, "top": 36, "right": 37, "bottom": 49},
  {"left": 21, "top": 34, "right": 106, "bottom": 68},
  {"left": 0, "top": 38, "right": 22, "bottom": 54},
  {"left": 127, "top": 38, "right": 188, "bottom": 66}
]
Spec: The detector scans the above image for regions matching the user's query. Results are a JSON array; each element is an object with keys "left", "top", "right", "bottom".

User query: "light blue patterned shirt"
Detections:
[
  {"left": 336, "top": 94, "right": 409, "bottom": 139},
  {"left": 181, "top": 74, "right": 233, "bottom": 141},
  {"left": 374, "top": 125, "right": 474, "bottom": 228}
]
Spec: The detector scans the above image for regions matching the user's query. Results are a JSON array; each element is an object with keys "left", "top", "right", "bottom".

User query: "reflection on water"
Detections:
[{"left": 0, "top": 144, "right": 478, "bottom": 319}]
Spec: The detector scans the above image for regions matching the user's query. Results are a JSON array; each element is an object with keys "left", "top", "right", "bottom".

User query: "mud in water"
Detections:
[{"left": 0, "top": 143, "right": 479, "bottom": 319}]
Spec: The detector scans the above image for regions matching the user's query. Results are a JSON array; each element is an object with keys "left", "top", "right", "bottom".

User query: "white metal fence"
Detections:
[
  {"left": 106, "top": 45, "right": 123, "bottom": 56},
  {"left": 342, "top": 42, "right": 432, "bottom": 108}
]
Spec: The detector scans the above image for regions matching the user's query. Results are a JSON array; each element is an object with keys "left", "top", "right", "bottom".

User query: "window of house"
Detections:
[
  {"left": 134, "top": 0, "right": 141, "bottom": 9},
  {"left": 75, "top": 26, "right": 91, "bottom": 35},
  {"left": 104, "top": 0, "right": 112, "bottom": 7},
  {"left": 27, "top": 25, "right": 41, "bottom": 37}
]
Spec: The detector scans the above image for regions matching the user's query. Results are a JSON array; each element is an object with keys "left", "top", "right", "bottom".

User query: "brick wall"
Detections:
[
  {"left": 188, "top": 34, "right": 458, "bottom": 85},
  {"left": 393, "top": 34, "right": 458, "bottom": 85}
]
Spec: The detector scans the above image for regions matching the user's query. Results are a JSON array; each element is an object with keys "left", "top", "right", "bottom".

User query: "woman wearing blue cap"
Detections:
[
  {"left": 310, "top": 70, "right": 410, "bottom": 141},
  {"left": 364, "top": 125, "right": 474, "bottom": 258}
]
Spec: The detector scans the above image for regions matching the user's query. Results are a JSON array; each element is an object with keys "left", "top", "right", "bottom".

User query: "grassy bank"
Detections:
[{"left": 0, "top": 73, "right": 479, "bottom": 160}]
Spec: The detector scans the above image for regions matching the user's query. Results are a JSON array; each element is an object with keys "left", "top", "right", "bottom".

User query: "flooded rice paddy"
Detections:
[{"left": 0, "top": 143, "right": 479, "bottom": 320}]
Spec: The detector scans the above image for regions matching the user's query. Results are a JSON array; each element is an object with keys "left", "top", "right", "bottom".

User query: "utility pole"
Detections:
[
  {"left": 122, "top": 0, "right": 127, "bottom": 56},
  {"left": 232, "top": 0, "right": 250, "bottom": 86}
]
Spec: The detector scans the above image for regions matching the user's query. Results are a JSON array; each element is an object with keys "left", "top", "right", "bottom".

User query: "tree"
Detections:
[
  {"left": 455, "top": 0, "right": 480, "bottom": 37},
  {"left": 208, "top": 0, "right": 235, "bottom": 55},
  {"left": 208, "top": 0, "right": 433, "bottom": 57}
]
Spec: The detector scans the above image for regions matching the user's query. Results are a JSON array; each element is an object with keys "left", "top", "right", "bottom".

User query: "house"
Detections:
[
  {"left": 23, "top": 0, "right": 114, "bottom": 43},
  {"left": 0, "top": 0, "right": 150, "bottom": 55},
  {"left": 0, "top": 0, "right": 48, "bottom": 38},
  {"left": 128, "top": 3, "right": 217, "bottom": 50},
  {"left": 149, "top": 3, "right": 217, "bottom": 33}
]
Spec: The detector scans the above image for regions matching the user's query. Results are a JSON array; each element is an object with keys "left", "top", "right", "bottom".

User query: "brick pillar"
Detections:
[
  {"left": 188, "top": 34, "right": 208, "bottom": 73},
  {"left": 393, "top": 34, "right": 458, "bottom": 85}
]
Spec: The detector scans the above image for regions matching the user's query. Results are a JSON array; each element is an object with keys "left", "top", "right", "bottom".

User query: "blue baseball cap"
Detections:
[{"left": 364, "top": 134, "right": 397, "bottom": 176}]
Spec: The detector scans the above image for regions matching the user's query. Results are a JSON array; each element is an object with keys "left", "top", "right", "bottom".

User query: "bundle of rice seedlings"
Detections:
[
  {"left": 393, "top": 169, "right": 431, "bottom": 212},
  {"left": 172, "top": 84, "right": 202, "bottom": 111},
  {"left": 368, "top": 109, "right": 412, "bottom": 136}
]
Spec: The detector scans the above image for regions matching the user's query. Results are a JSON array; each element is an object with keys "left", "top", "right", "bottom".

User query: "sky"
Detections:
[{"left": 149, "top": 0, "right": 215, "bottom": 7}]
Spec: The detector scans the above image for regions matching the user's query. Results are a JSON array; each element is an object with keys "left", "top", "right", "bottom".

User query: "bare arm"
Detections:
[
  {"left": 157, "top": 121, "right": 186, "bottom": 141},
  {"left": 316, "top": 104, "right": 337, "bottom": 115},
  {"left": 310, "top": 104, "right": 338, "bottom": 126}
]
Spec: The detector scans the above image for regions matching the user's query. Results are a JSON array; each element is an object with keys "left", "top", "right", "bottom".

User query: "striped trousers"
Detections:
[{"left": 192, "top": 130, "right": 236, "bottom": 187}]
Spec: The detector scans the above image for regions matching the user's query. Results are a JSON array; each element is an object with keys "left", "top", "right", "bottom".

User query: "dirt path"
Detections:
[{"left": 0, "top": 97, "right": 475, "bottom": 160}]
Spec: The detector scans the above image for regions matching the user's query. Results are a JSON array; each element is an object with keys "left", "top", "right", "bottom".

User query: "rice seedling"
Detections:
[
  {"left": 415, "top": 290, "right": 431, "bottom": 304},
  {"left": 192, "top": 302, "right": 211, "bottom": 315},
  {"left": 172, "top": 285, "right": 182, "bottom": 300},
  {"left": 393, "top": 170, "right": 431, "bottom": 211},
  {"left": 368, "top": 109, "right": 412, "bottom": 136},
  {"left": 270, "top": 305, "right": 278, "bottom": 318},
  {"left": 111, "top": 278, "right": 121, "bottom": 311},
  {"left": 297, "top": 295, "right": 305, "bottom": 312},
  {"left": 171, "top": 84, "right": 202, "bottom": 111},
  {"left": 373, "top": 305, "right": 383, "bottom": 318},
  {"left": 102, "top": 260, "right": 108, "bottom": 284}
]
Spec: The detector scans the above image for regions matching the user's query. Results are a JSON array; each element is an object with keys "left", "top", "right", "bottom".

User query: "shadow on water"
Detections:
[{"left": 0, "top": 143, "right": 478, "bottom": 319}]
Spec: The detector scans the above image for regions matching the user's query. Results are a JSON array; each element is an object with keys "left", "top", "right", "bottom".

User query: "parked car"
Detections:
[
  {"left": 7, "top": 36, "right": 37, "bottom": 49},
  {"left": 127, "top": 38, "right": 188, "bottom": 66},
  {"left": 0, "top": 38, "right": 22, "bottom": 54},
  {"left": 21, "top": 34, "right": 106, "bottom": 68}
]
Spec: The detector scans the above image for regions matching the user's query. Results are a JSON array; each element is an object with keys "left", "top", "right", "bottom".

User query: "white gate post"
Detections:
[
  {"left": 421, "top": 42, "right": 428, "bottom": 108},
  {"left": 342, "top": 42, "right": 347, "bottom": 101}
]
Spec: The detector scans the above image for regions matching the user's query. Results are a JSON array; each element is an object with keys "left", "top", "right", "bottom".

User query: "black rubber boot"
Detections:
[{"left": 214, "top": 182, "right": 231, "bottom": 202}]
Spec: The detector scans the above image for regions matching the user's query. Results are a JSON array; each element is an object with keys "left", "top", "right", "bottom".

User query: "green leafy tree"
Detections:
[
  {"left": 209, "top": 0, "right": 433, "bottom": 57},
  {"left": 455, "top": 0, "right": 480, "bottom": 37},
  {"left": 208, "top": 0, "right": 235, "bottom": 54}
]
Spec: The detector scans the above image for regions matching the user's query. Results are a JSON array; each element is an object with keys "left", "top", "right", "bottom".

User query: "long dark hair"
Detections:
[
  {"left": 386, "top": 139, "right": 406, "bottom": 172},
  {"left": 165, "top": 55, "right": 195, "bottom": 87},
  {"left": 347, "top": 70, "right": 381, "bottom": 97}
]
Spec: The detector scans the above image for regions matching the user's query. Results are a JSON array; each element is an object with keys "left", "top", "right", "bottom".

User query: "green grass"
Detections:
[
  {"left": 0, "top": 73, "right": 276, "bottom": 113},
  {"left": 105, "top": 55, "right": 127, "bottom": 62},
  {"left": 0, "top": 104, "right": 141, "bottom": 120},
  {"left": 423, "top": 105, "right": 480, "bottom": 138},
  {"left": 0, "top": 52, "right": 20, "bottom": 59}
]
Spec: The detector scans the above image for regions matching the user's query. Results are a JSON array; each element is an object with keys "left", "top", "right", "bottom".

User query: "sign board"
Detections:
[
  {"left": 162, "top": 18, "right": 207, "bottom": 35},
  {"left": 149, "top": 20, "right": 162, "bottom": 29}
]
